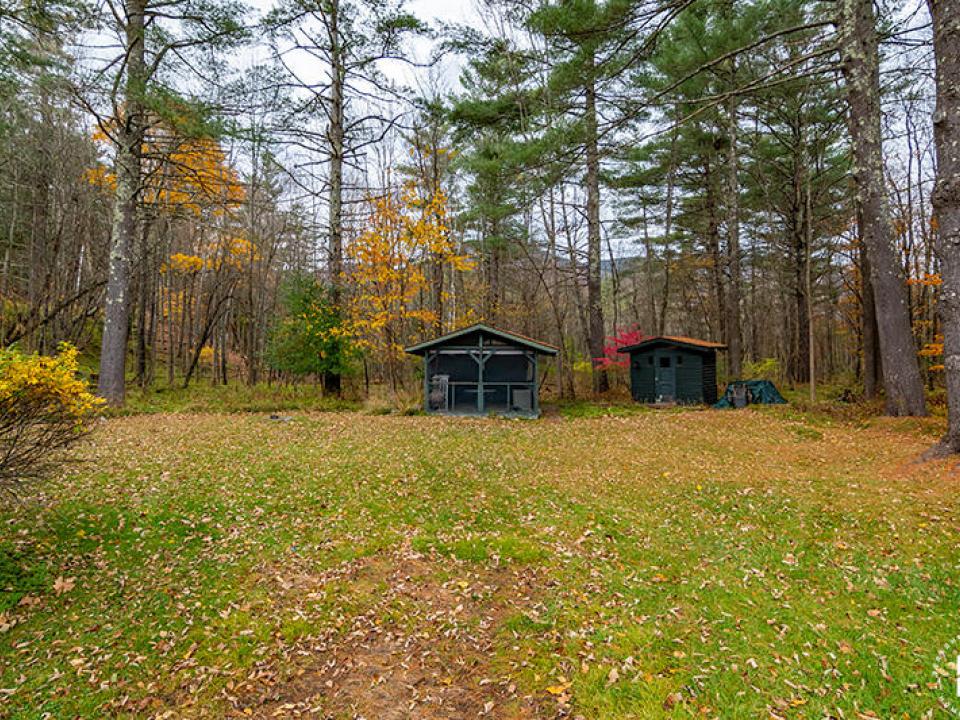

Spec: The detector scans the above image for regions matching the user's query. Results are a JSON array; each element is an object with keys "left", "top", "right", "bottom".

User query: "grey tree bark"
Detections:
[
  {"left": 838, "top": 0, "right": 926, "bottom": 415},
  {"left": 585, "top": 59, "right": 608, "bottom": 394},
  {"left": 859, "top": 207, "right": 882, "bottom": 399},
  {"left": 324, "top": 0, "right": 344, "bottom": 396},
  {"left": 98, "top": 0, "right": 146, "bottom": 406},
  {"left": 725, "top": 94, "right": 742, "bottom": 378},
  {"left": 658, "top": 121, "right": 678, "bottom": 336},
  {"left": 928, "top": 0, "right": 960, "bottom": 446}
]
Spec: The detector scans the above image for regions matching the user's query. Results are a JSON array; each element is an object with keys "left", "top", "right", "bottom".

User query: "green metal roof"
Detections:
[{"left": 404, "top": 323, "right": 559, "bottom": 355}]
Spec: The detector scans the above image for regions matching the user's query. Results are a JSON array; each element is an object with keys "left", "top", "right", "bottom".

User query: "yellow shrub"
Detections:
[{"left": 0, "top": 344, "right": 102, "bottom": 497}]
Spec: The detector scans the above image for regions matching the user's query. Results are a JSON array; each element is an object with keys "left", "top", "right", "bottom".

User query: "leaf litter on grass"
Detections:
[
  {"left": 0, "top": 409, "right": 957, "bottom": 719},
  {"left": 237, "top": 541, "right": 547, "bottom": 719}
]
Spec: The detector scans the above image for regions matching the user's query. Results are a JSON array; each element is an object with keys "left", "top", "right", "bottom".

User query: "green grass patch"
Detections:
[
  {"left": 113, "top": 382, "right": 359, "bottom": 415},
  {"left": 413, "top": 534, "right": 548, "bottom": 563},
  {"left": 558, "top": 400, "right": 652, "bottom": 418},
  {"left": 0, "top": 409, "right": 956, "bottom": 718}
]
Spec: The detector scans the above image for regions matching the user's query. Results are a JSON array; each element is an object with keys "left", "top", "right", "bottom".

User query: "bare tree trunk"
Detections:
[
  {"left": 135, "top": 259, "right": 147, "bottom": 386},
  {"left": 859, "top": 208, "right": 882, "bottom": 398},
  {"left": 537, "top": 190, "right": 574, "bottom": 399},
  {"left": 839, "top": 0, "right": 926, "bottom": 415},
  {"left": 167, "top": 271, "right": 176, "bottom": 386},
  {"left": 429, "top": 141, "right": 445, "bottom": 331},
  {"left": 805, "top": 158, "right": 816, "bottom": 402},
  {"left": 657, "top": 119, "right": 678, "bottom": 336},
  {"left": 641, "top": 203, "right": 657, "bottom": 332},
  {"left": 725, "top": 95, "right": 742, "bottom": 377},
  {"left": 705, "top": 160, "right": 726, "bottom": 345},
  {"left": 585, "top": 61, "right": 608, "bottom": 394},
  {"left": 560, "top": 184, "right": 589, "bottom": 348},
  {"left": 928, "top": 0, "right": 960, "bottom": 446},
  {"left": 98, "top": 0, "right": 145, "bottom": 406},
  {"left": 325, "top": 0, "right": 344, "bottom": 397},
  {"left": 219, "top": 314, "right": 229, "bottom": 385}
]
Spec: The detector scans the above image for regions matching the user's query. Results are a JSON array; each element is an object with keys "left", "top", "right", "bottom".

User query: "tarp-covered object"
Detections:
[{"left": 714, "top": 380, "right": 787, "bottom": 408}]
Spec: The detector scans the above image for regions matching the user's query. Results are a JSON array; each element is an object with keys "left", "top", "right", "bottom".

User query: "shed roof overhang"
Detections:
[
  {"left": 404, "top": 323, "right": 559, "bottom": 356},
  {"left": 617, "top": 335, "right": 727, "bottom": 354}
]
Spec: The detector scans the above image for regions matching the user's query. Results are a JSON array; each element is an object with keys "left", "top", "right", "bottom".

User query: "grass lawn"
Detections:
[
  {"left": 1, "top": 407, "right": 958, "bottom": 718},
  {"left": 112, "top": 382, "right": 361, "bottom": 416}
]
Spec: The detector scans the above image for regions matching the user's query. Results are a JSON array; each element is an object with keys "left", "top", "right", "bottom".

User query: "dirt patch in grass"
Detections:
[{"left": 232, "top": 544, "right": 547, "bottom": 719}]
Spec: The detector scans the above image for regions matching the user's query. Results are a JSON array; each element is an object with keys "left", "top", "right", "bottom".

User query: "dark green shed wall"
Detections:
[
  {"left": 627, "top": 345, "right": 719, "bottom": 404},
  {"left": 630, "top": 354, "right": 656, "bottom": 401},
  {"left": 702, "top": 353, "right": 718, "bottom": 404}
]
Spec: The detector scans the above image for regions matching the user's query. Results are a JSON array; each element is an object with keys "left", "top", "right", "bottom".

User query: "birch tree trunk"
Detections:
[
  {"left": 838, "top": 0, "right": 926, "bottom": 416},
  {"left": 928, "top": 0, "right": 960, "bottom": 446},
  {"left": 98, "top": 0, "right": 145, "bottom": 406}
]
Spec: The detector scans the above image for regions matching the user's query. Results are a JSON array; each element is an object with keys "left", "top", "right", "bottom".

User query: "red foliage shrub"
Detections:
[{"left": 594, "top": 325, "right": 645, "bottom": 370}]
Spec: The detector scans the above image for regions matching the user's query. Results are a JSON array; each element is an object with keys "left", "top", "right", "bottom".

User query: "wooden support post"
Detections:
[
  {"left": 423, "top": 351, "right": 430, "bottom": 413},
  {"left": 478, "top": 334, "right": 484, "bottom": 414},
  {"left": 533, "top": 352, "right": 539, "bottom": 416}
]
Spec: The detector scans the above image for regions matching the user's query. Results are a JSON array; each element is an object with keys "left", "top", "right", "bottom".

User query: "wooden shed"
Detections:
[
  {"left": 617, "top": 336, "right": 726, "bottom": 405},
  {"left": 405, "top": 323, "right": 558, "bottom": 417}
]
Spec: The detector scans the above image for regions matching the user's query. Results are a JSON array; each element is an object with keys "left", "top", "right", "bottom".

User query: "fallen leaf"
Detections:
[
  {"left": 53, "top": 576, "right": 76, "bottom": 596},
  {"left": 663, "top": 692, "right": 683, "bottom": 709}
]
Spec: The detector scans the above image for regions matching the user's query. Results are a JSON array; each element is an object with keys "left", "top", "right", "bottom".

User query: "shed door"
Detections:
[{"left": 654, "top": 352, "right": 676, "bottom": 402}]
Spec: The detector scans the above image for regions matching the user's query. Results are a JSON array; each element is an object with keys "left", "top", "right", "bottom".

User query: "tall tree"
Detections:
[
  {"left": 96, "top": 0, "right": 146, "bottom": 406},
  {"left": 82, "top": 0, "right": 246, "bottom": 405},
  {"left": 403, "top": 97, "right": 456, "bottom": 330},
  {"left": 527, "top": 0, "right": 642, "bottom": 394},
  {"left": 837, "top": 0, "right": 926, "bottom": 415},
  {"left": 267, "top": 0, "right": 425, "bottom": 395},
  {"left": 928, "top": 0, "right": 960, "bottom": 446},
  {"left": 450, "top": 32, "right": 534, "bottom": 324}
]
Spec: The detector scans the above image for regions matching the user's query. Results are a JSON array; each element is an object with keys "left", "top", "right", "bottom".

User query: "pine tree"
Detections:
[
  {"left": 450, "top": 34, "right": 536, "bottom": 323},
  {"left": 266, "top": 0, "right": 426, "bottom": 395},
  {"left": 521, "top": 0, "right": 662, "bottom": 393}
]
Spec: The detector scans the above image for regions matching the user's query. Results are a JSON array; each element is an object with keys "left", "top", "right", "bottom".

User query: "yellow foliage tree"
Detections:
[
  {"left": 346, "top": 181, "right": 473, "bottom": 391},
  {"left": 920, "top": 334, "right": 945, "bottom": 372},
  {"left": 88, "top": 124, "right": 245, "bottom": 216}
]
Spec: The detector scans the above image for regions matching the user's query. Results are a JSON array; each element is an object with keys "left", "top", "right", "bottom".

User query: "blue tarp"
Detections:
[{"left": 714, "top": 380, "right": 787, "bottom": 408}]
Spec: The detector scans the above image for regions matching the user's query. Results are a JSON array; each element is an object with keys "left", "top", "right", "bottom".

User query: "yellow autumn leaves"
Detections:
[
  {"left": 163, "top": 238, "right": 260, "bottom": 275},
  {"left": 0, "top": 343, "right": 102, "bottom": 423},
  {"left": 345, "top": 181, "right": 473, "bottom": 359},
  {"left": 87, "top": 125, "right": 245, "bottom": 216}
]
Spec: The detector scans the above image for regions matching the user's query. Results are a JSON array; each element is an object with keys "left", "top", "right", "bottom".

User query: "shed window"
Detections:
[
  {"left": 659, "top": 356, "right": 671, "bottom": 368},
  {"left": 677, "top": 355, "right": 684, "bottom": 366}
]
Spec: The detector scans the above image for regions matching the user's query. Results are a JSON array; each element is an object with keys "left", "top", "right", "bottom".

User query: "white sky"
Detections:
[
  {"left": 240, "top": 0, "right": 479, "bottom": 97},
  {"left": 407, "top": 0, "right": 477, "bottom": 24},
  {"left": 245, "top": 0, "right": 477, "bottom": 23}
]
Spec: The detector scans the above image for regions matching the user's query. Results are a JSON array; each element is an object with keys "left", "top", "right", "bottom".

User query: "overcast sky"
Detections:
[
  {"left": 240, "top": 0, "right": 479, "bottom": 94},
  {"left": 407, "top": 0, "right": 477, "bottom": 24}
]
